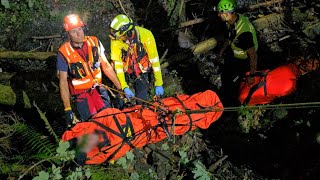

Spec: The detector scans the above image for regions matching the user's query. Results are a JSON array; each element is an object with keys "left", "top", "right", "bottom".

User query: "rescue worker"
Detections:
[
  {"left": 109, "top": 14, "right": 164, "bottom": 104},
  {"left": 217, "top": 0, "right": 258, "bottom": 105},
  {"left": 56, "top": 14, "right": 121, "bottom": 127}
]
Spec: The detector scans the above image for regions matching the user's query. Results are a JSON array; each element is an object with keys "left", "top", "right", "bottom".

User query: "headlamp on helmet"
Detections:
[{"left": 63, "top": 14, "right": 85, "bottom": 32}]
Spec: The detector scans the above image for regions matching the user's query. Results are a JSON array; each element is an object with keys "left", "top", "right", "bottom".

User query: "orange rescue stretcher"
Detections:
[
  {"left": 239, "top": 57, "right": 319, "bottom": 105},
  {"left": 62, "top": 90, "right": 223, "bottom": 164}
]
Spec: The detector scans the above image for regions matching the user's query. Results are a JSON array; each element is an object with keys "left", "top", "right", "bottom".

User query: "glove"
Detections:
[
  {"left": 155, "top": 86, "right": 164, "bottom": 96},
  {"left": 124, "top": 87, "right": 135, "bottom": 99},
  {"left": 65, "top": 110, "right": 80, "bottom": 128}
]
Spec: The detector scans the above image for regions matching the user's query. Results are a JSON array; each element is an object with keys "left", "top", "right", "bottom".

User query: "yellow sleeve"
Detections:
[
  {"left": 110, "top": 40, "right": 129, "bottom": 89},
  {"left": 142, "top": 29, "right": 163, "bottom": 86}
]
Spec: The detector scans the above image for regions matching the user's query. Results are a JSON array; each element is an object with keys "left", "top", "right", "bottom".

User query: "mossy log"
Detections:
[
  {"left": 249, "top": 0, "right": 284, "bottom": 10},
  {"left": 0, "top": 84, "right": 31, "bottom": 108},
  {"left": 191, "top": 38, "right": 217, "bottom": 55},
  {"left": 252, "top": 13, "right": 284, "bottom": 31},
  {"left": 0, "top": 51, "right": 56, "bottom": 60}
]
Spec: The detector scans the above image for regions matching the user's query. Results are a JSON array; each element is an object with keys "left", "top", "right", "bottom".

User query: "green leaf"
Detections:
[
  {"left": 1, "top": 0, "right": 10, "bottom": 9},
  {"left": 33, "top": 171, "right": 49, "bottom": 180},
  {"left": 52, "top": 164, "right": 62, "bottom": 180},
  {"left": 10, "top": 15, "right": 16, "bottom": 23},
  {"left": 161, "top": 143, "right": 170, "bottom": 150},
  {"left": 56, "top": 141, "right": 70, "bottom": 154},
  {"left": 28, "top": 0, "right": 34, "bottom": 8},
  {"left": 67, "top": 167, "right": 83, "bottom": 180},
  {"left": 306, "top": 121, "right": 311, "bottom": 127},
  {"left": 179, "top": 150, "right": 189, "bottom": 164},
  {"left": 148, "top": 169, "right": 158, "bottom": 179},
  {"left": 273, "top": 108, "right": 288, "bottom": 119},
  {"left": 116, "top": 157, "right": 127, "bottom": 169},
  {"left": 192, "top": 161, "right": 211, "bottom": 180},
  {"left": 85, "top": 168, "right": 92, "bottom": 179},
  {"left": 126, "top": 151, "right": 134, "bottom": 162},
  {"left": 56, "top": 141, "right": 75, "bottom": 161},
  {"left": 130, "top": 172, "right": 140, "bottom": 180}
]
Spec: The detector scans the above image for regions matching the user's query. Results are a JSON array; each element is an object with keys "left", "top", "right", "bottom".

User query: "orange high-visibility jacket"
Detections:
[
  {"left": 62, "top": 90, "right": 223, "bottom": 164},
  {"left": 58, "top": 36, "right": 102, "bottom": 90}
]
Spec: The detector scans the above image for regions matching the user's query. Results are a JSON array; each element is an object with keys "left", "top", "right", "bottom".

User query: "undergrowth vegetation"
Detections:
[{"left": 0, "top": 103, "right": 260, "bottom": 179}]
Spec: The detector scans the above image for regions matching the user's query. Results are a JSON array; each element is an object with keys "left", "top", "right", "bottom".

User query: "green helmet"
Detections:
[
  {"left": 217, "top": 0, "right": 236, "bottom": 13},
  {"left": 110, "top": 14, "right": 134, "bottom": 38}
]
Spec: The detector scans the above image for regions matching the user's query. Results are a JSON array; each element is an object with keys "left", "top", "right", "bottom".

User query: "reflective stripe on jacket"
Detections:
[
  {"left": 230, "top": 14, "right": 258, "bottom": 59},
  {"left": 111, "top": 26, "right": 163, "bottom": 90},
  {"left": 58, "top": 36, "right": 102, "bottom": 90}
]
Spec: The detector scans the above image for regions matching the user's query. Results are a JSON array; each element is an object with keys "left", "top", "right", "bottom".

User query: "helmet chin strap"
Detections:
[
  {"left": 222, "top": 13, "right": 230, "bottom": 21},
  {"left": 127, "top": 29, "right": 136, "bottom": 43}
]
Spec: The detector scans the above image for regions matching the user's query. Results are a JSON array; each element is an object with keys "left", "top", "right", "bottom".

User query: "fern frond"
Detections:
[
  {"left": 33, "top": 101, "right": 59, "bottom": 143},
  {"left": 15, "top": 123, "right": 56, "bottom": 157}
]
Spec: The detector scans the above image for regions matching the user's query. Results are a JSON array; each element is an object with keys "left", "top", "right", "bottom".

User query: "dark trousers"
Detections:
[
  {"left": 126, "top": 73, "right": 150, "bottom": 105},
  {"left": 221, "top": 54, "right": 250, "bottom": 106},
  {"left": 74, "top": 86, "right": 111, "bottom": 121}
]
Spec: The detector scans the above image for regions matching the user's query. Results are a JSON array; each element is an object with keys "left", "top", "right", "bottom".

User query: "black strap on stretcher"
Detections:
[
  {"left": 172, "top": 95, "right": 193, "bottom": 132},
  {"left": 243, "top": 72, "right": 268, "bottom": 105},
  {"left": 89, "top": 114, "right": 135, "bottom": 161}
]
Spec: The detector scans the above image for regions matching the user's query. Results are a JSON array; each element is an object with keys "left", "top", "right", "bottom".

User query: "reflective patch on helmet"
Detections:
[{"left": 110, "top": 18, "right": 119, "bottom": 29}]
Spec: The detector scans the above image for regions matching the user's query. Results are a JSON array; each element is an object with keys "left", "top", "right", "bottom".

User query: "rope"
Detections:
[
  {"left": 101, "top": 83, "right": 320, "bottom": 116},
  {"left": 100, "top": 84, "right": 163, "bottom": 110}
]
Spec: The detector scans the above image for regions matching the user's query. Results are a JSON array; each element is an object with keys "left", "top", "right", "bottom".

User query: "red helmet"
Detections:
[{"left": 63, "top": 14, "right": 84, "bottom": 31}]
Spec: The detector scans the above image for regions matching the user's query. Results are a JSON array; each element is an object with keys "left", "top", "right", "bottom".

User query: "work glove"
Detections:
[
  {"left": 155, "top": 86, "right": 164, "bottom": 96},
  {"left": 65, "top": 110, "right": 80, "bottom": 128},
  {"left": 124, "top": 87, "right": 135, "bottom": 99}
]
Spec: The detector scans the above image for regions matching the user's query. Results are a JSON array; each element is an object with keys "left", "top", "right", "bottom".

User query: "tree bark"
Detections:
[
  {"left": 0, "top": 51, "right": 56, "bottom": 60},
  {"left": 249, "top": 0, "right": 284, "bottom": 10}
]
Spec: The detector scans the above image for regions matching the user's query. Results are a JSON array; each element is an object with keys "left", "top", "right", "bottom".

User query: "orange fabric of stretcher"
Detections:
[{"left": 62, "top": 90, "right": 223, "bottom": 164}]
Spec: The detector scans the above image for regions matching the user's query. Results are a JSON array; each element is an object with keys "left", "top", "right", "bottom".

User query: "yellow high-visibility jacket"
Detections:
[{"left": 110, "top": 26, "right": 163, "bottom": 90}]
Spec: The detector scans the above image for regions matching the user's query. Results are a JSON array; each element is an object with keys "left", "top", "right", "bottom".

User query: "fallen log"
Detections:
[
  {"left": 0, "top": 84, "right": 31, "bottom": 108},
  {"left": 249, "top": 0, "right": 283, "bottom": 10},
  {"left": 0, "top": 51, "right": 56, "bottom": 60},
  {"left": 32, "top": 34, "right": 61, "bottom": 40},
  {"left": 162, "top": 18, "right": 205, "bottom": 32},
  {"left": 179, "top": 18, "right": 204, "bottom": 28},
  {"left": 191, "top": 38, "right": 217, "bottom": 55},
  {"left": 252, "top": 13, "right": 284, "bottom": 31}
]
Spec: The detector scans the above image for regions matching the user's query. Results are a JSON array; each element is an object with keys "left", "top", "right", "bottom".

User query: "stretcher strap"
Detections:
[
  {"left": 172, "top": 96, "right": 193, "bottom": 132},
  {"left": 89, "top": 115, "right": 135, "bottom": 161},
  {"left": 95, "top": 130, "right": 110, "bottom": 151},
  {"left": 243, "top": 78, "right": 267, "bottom": 105}
]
